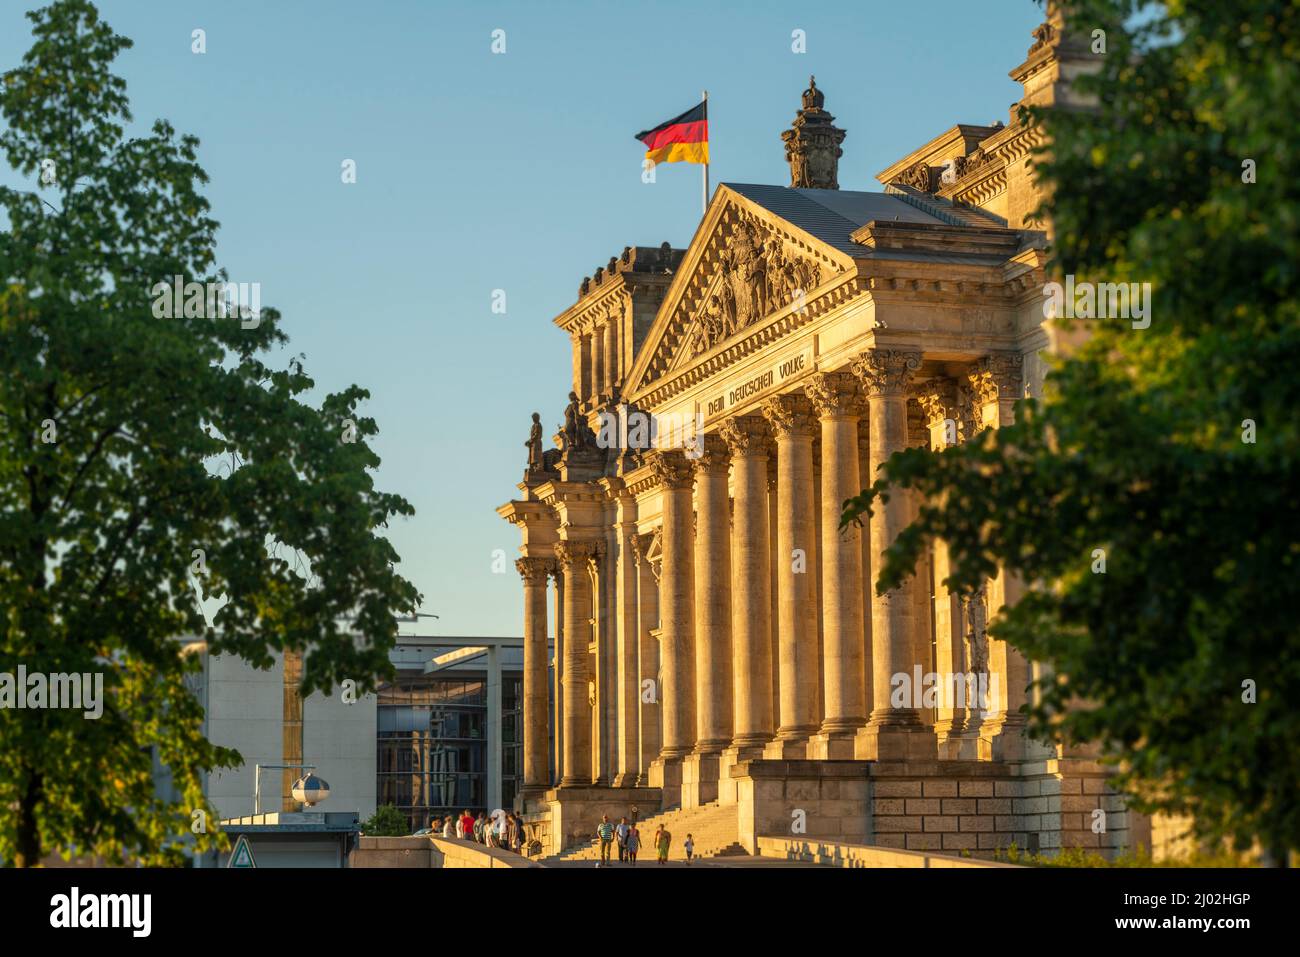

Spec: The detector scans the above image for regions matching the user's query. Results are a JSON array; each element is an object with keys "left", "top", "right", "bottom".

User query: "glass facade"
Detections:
[{"left": 376, "top": 671, "right": 522, "bottom": 832}]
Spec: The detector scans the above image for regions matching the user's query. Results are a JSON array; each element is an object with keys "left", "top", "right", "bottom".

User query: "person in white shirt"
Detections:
[{"left": 615, "top": 818, "right": 631, "bottom": 862}]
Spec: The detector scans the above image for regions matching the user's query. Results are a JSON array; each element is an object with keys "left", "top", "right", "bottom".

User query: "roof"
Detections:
[{"left": 722, "top": 183, "right": 948, "bottom": 255}]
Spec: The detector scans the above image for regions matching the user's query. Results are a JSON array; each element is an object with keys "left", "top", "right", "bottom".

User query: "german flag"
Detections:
[{"left": 635, "top": 100, "right": 708, "bottom": 166}]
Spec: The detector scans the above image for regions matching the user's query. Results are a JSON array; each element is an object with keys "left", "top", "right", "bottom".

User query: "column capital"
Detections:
[
  {"left": 693, "top": 434, "right": 730, "bottom": 474},
  {"left": 515, "top": 556, "right": 553, "bottom": 585},
  {"left": 852, "top": 349, "right": 922, "bottom": 397},
  {"left": 646, "top": 449, "right": 694, "bottom": 489},
  {"left": 804, "top": 371, "right": 864, "bottom": 419},
  {"left": 719, "top": 414, "right": 773, "bottom": 458},
  {"left": 913, "top": 377, "right": 959, "bottom": 427},
  {"left": 554, "top": 539, "right": 603, "bottom": 568},
  {"left": 967, "top": 353, "right": 1023, "bottom": 405},
  {"left": 762, "top": 393, "right": 817, "bottom": 438}
]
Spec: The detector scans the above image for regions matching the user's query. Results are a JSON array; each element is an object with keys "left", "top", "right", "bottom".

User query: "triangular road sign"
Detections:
[{"left": 228, "top": 834, "right": 257, "bottom": 868}]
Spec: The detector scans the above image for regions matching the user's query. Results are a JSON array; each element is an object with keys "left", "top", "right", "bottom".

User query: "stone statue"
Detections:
[
  {"left": 962, "top": 585, "right": 990, "bottom": 708},
  {"left": 525, "top": 412, "right": 544, "bottom": 472},
  {"left": 562, "top": 391, "right": 597, "bottom": 451},
  {"left": 563, "top": 391, "right": 586, "bottom": 449}
]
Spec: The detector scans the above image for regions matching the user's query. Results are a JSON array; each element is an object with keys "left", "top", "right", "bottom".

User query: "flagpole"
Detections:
[{"left": 702, "top": 89, "right": 709, "bottom": 217}]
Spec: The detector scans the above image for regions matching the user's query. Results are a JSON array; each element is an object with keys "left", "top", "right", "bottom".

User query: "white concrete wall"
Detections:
[
  {"left": 304, "top": 684, "right": 377, "bottom": 821},
  {"left": 203, "top": 650, "right": 378, "bottom": 821},
  {"left": 205, "top": 651, "right": 283, "bottom": 820}
]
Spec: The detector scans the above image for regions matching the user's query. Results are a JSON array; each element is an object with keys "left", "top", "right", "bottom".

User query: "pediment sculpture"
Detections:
[{"left": 688, "top": 216, "right": 823, "bottom": 357}]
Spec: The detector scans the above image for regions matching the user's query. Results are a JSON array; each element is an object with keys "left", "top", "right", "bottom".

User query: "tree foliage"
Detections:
[
  {"left": 361, "top": 804, "right": 413, "bottom": 838},
  {"left": 842, "top": 0, "right": 1300, "bottom": 857},
  {"left": 0, "top": 0, "right": 420, "bottom": 866}
]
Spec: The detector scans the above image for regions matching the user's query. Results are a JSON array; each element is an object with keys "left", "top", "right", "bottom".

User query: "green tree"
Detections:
[
  {"left": 0, "top": 0, "right": 420, "bottom": 866},
  {"left": 362, "top": 804, "right": 413, "bottom": 837},
  {"left": 842, "top": 0, "right": 1300, "bottom": 860}
]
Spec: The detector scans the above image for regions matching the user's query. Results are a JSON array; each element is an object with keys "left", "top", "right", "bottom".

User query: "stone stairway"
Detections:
[{"left": 546, "top": 801, "right": 745, "bottom": 863}]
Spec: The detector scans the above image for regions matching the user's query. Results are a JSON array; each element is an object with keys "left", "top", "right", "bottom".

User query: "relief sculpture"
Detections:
[{"left": 689, "top": 214, "right": 824, "bottom": 357}]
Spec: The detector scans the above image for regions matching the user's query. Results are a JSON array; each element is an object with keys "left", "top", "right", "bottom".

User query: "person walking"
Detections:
[
  {"left": 615, "top": 817, "right": 630, "bottom": 863},
  {"left": 443, "top": 815, "right": 456, "bottom": 839},
  {"left": 625, "top": 825, "right": 641, "bottom": 866},
  {"left": 595, "top": 815, "right": 616, "bottom": 867},
  {"left": 459, "top": 809, "right": 475, "bottom": 839},
  {"left": 630, "top": 804, "right": 640, "bottom": 826},
  {"left": 684, "top": 833, "right": 694, "bottom": 865},
  {"left": 655, "top": 825, "right": 671, "bottom": 865},
  {"left": 474, "top": 812, "right": 487, "bottom": 844}
]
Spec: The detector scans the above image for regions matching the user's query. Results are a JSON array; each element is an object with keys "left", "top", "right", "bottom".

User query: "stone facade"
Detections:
[{"left": 499, "top": 9, "right": 1147, "bottom": 861}]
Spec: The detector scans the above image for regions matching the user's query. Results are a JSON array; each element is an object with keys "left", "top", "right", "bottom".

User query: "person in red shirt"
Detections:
[{"left": 459, "top": 809, "right": 475, "bottom": 839}]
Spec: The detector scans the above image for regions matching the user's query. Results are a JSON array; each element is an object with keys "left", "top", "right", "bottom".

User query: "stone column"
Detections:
[
  {"left": 968, "top": 354, "right": 1030, "bottom": 759},
  {"left": 575, "top": 335, "right": 589, "bottom": 407},
  {"left": 612, "top": 493, "right": 640, "bottom": 786},
  {"left": 851, "top": 349, "right": 936, "bottom": 761},
  {"left": 604, "top": 315, "right": 619, "bottom": 391},
  {"left": 555, "top": 540, "right": 600, "bottom": 786},
  {"left": 906, "top": 401, "right": 935, "bottom": 723},
  {"left": 632, "top": 533, "right": 661, "bottom": 785},
  {"left": 595, "top": 509, "right": 617, "bottom": 786},
  {"left": 720, "top": 416, "right": 774, "bottom": 797},
  {"left": 589, "top": 329, "right": 603, "bottom": 405},
  {"left": 767, "top": 465, "right": 781, "bottom": 728},
  {"left": 550, "top": 566, "right": 564, "bottom": 786},
  {"left": 646, "top": 450, "right": 695, "bottom": 805},
  {"left": 805, "top": 372, "right": 867, "bottom": 758},
  {"left": 516, "top": 557, "right": 551, "bottom": 798},
  {"left": 762, "top": 393, "right": 819, "bottom": 758},
  {"left": 916, "top": 379, "right": 969, "bottom": 755},
  {"left": 857, "top": 424, "right": 873, "bottom": 719},
  {"left": 683, "top": 436, "right": 732, "bottom": 807}
]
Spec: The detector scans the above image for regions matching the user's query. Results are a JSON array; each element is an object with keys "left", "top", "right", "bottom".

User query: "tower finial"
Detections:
[{"left": 784, "top": 77, "right": 844, "bottom": 189}]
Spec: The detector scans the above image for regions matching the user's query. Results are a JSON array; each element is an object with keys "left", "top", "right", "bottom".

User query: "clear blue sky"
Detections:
[{"left": 0, "top": 0, "right": 1044, "bottom": 637}]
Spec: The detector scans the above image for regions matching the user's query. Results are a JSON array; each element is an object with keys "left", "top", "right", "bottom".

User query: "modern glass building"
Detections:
[{"left": 376, "top": 670, "right": 524, "bottom": 831}]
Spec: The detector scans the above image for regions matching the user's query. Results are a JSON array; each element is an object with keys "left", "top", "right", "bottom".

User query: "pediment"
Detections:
[{"left": 623, "top": 186, "right": 856, "bottom": 398}]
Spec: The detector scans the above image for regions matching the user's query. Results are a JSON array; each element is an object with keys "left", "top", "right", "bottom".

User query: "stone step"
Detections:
[{"left": 548, "top": 800, "right": 743, "bottom": 862}]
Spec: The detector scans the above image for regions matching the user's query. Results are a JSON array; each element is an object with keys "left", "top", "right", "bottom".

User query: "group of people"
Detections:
[
  {"left": 594, "top": 809, "right": 694, "bottom": 867},
  {"left": 429, "top": 809, "right": 528, "bottom": 854}
]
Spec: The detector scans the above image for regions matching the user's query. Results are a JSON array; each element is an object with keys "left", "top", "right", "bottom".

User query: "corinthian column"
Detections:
[
  {"left": 851, "top": 348, "right": 936, "bottom": 761},
  {"left": 631, "top": 533, "right": 661, "bottom": 785},
  {"left": 516, "top": 557, "right": 552, "bottom": 798},
  {"left": 646, "top": 450, "right": 695, "bottom": 806},
  {"left": 761, "top": 393, "right": 819, "bottom": 758},
  {"left": 721, "top": 416, "right": 774, "bottom": 752},
  {"left": 805, "top": 372, "right": 867, "bottom": 758},
  {"left": 554, "top": 539, "right": 601, "bottom": 786},
  {"left": 612, "top": 490, "right": 641, "bottom": 786},
  {"left": 683, "top": 435, "right": 732, "bottom": 807},
  {"left": 916, "top": 379, "right": 969, "bottom": 755},
  {"left": 968, "top": 354, "right": 1030, "bottom": 759}
]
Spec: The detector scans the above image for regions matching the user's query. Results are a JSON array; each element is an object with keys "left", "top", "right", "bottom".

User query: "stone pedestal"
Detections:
[
  {"left": 717, "top": 745, "right": 765, "bottom": 806},
  {"left": 647, "top": 757, "right": 684, "bottom": 809},
  {"left": 681, "top": 752, "right": 721, "bottom": 808}
]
